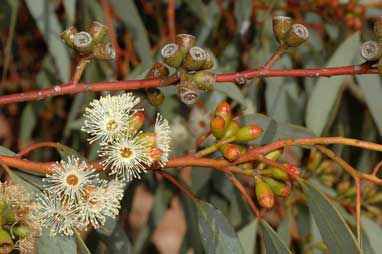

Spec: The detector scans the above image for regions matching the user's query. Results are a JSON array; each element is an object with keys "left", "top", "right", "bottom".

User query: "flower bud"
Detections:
[
  {"left": 286, "top": 164, "right": 301, "bottom": 180},
  {"left": 285, "top": 24, "right": 309, "bottom": 47},
  {"left": 136, "top": 132, "right": 157, "bottom": 148},
  {"left": 0, "top": 228, "right": 13, "bottom": 254},
  {"left": 3, "top": 207, "right": 15, "bottom": 224},
  {"left": 360, "top": 41, "right": 381, "bottom": 61},
  {"left": 192, "top": 70, "right": 216, "bottom": 91},
  {"left": 272, "top": 16, "right": 292, "bottom": 44},
  {"left": 124, "top": 112, "right": 144, "bottom": 136},
  {"left": 210, "top": 115, "right": 227, "bottom": 138},
  {"left": 319, "top": 174, "right": 336, "bottom": 187},
  {"left": 201, "top": 50, "right": 215, "bottom": 69},
  {"left": 307, "top": 149, "right": 322, "bottom": 172},
  {"left": 161, "top": 43, "right": 184, "bottom": 68},
  {"left": 12, "top": 224, "right": 29, "bottom": 239},
  {"left": 235, "top": 125, "right": 263, "bottom": 142},
  {"left": 72, "top": 31, "right": 94, "bottom": 54},
  {"left": 177, "top": 79, "right": 200, "bottom": 105},
  {"left": 374, "top": 16, "right": 382, "bottom": 39},
  {"left": 182, "top": 47, "right": 207, "bottom": 71},
  {"left": 255, "top": 177, "right": 274, "bottom": 208},
  {"left": 61, "top": 26, "right": 78, "bottom": 48},
  {"left": 146, "top": 62, "right": 170, "bottom": 79},
  {"left": 336, "top": 181, "right": 350, "bottom": 194},
  {"left": 222, "top": 120, "right": 240, "bottom": 139},
  {"left": 88, "top": 21, "right": 107, "bottom": 44},
  {"left": 93, "top": 43, "right": 116, "bottom": 60},
  {"left": 175, "top": 34, "right": 196, "bottom": 54},
  {"left": 220, "top": 144, "right": 241, "bottom": 161},
  {"left": 261, "top": 167, "right": 288, "bottom": 181},
  {"left": 257, "top": 149, "right": 283, "bottom": 170},
  {"left": 145, "top": 88, "right": 165, "bottom": 106},
  {"left": 215, "top": 102, "right": 232, "bottom": 124},
  {"left": 264, "top": 177, "right": 291, "bottom": 197}
]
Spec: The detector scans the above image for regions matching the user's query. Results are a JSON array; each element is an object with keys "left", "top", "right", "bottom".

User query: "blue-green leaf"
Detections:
[{"left": 260, "top": 220, "right": 292, "bottom": 254}]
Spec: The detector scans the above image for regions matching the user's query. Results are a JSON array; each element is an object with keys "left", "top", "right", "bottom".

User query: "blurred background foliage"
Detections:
[{"left": 1, "top": 0, "right": 382, "bottom": 253}]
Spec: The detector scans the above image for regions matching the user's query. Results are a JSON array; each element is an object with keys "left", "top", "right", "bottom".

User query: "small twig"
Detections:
[
  {"left": 355, "top": 177, "right": 361, "bottom": 245},
  {"left": 372, "top": 160, "right": 382, "bottom": 176},
  {"left": 195, "top": 136, "right": 236, "bottom": 157},
  {"left": 16, "top": 142, "right": 65, "bottom": 158},
  {"left": 167, "top": 0, "right": 176, "bottom": 41},
  {"left": 262, "top": 44, "right": 288, "bottom": 70},
  {"left": 193, "top": 131, "right": 212, "bottom": 151},
  {"left": 71, "top": 56, "right": 92, "bottom": 84},
  {"left": 157, "top": 170, "right": 198, "bottom": 201}
]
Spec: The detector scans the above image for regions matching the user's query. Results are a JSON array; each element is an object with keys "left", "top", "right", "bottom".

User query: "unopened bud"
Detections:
[
  {"left": 222, "top": 120, "right": 240, "bottom": 139},
  {"left": 374, "top": 16, "right": 382, "bottom": 39},
  {"left": 161, "top": 43, "right": 184, "bottom": 68},
  {"left": 0, "top": 228, "right": 13, "bottom": 254},
  {"left": 285, "top": 24, "right": 309, "bottom": 47},
  {"left": 175, "top": 34, "right": 196, "bottom": 54},
  {"left": 146, "top": 88, "right": 165, "bottom": 106},
  {"left": 93, "top": 43, "right": 116, "bottom": 60},
  {"left": 136, "top": 132, "right": 157, "bottom": 148},
  {"left": 182, "top": 47, "right": 207, "bottom": 71},
  {"left": 272, "top": 16, "right": 292, "bottom": 44},
  {"left": 146, "top": 62, "right": 170, "bottom": 79},
  {"left": 12, "top": 224, "right": 29, "bottom": 238},
  {"left": 215, "top": 102, "right": 232, "bottom": 124},
  {"left": 261, "top": 167, "right": 288, "bottom": 181},
  {"left": 210, "top": 115, "right": 227, "bottom": 139},
  {"left": 255, "top": 177, "right": 274, "bottom": 208},
  {"left": 257, "top": 149, "right": 283, "bottom": 170},
  {"left": 286, "top": 164, "right": 301, "bottom": 180},
  {"left": 307, "top": 149, "right": 322, "bottom": 172},
  {"left": 336, "top": 181, "right": 350, "bottom": 194},
  {"left": 177, "top": 79, "right": 200, "bottom": 104},
  {"left": 319, "top": 174, "right": 336, "bottom": 187},
  {"left": 220, "top": 144, "right": 241, "bottom": 161},
  {"left": 235, "top": 125, "right": 263, "bottom": 142},
  {"left": 192, "top": 70, "right": 216, "bottom": 91},
  {"left": 125, "top": 112, "right": 144, "bottom": 136},
  {"left": 88, "top": 21, "right": 107, "bottom": 44},
  {"left": 360, "top": 41, "right": 381, "bottom": 61},
  {"left": 61, "top": 26, "right": 78, "bottom": 48},
  {"left": 72, "top": 31, "right": 94, "bottom": 54},
  {"left": 264, "top": 177, "right": 291, "bottom": 197}
]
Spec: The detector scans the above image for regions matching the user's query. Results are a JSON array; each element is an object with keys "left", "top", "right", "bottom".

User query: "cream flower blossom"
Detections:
[
  {"left": 78, "top": 180, "right": 125, "bottom": 228},
  {"left": 38, "top": 193, "right": 80, "bottom": 236},
  {"left": 99, "top": 134, "right": 153, "bottom": 181},
  {"left": 43, "top": 156, "right": 100, "bottom": 203},
  {"left": 154, "top": 113, "right": 171, "bottom": 167},
  {"left": 81, "top": 93, "right": 141, "bottom": 143}
]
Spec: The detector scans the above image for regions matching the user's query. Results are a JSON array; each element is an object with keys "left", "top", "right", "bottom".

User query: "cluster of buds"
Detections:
[
  {"left": 0, "top": 181, "right": 42, "bottom": 253},
  {"left": 61, "top": 21, "right": 115, "bottom": 61},
  {"left": 361, "top": 16, "right": 382, "bottom": 73},
  {"left": 272, "top": 16, "right": 309, "bottom": 47},
  {"left": 210, "top": 102, "right": 263, "bottom": 161},
  {"left": 307, "top": 149, "right": 339, "bottom": 187},
  {"left": 254, "top": 149, "right": 301, "bottom": 208},
  {"left": 160, "top": 34, "right": 216, "bottom": 104}
]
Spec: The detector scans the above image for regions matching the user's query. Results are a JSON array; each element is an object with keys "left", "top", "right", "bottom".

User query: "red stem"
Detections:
[{"left": 167, "top": 0, "right": 176, "bottom": 41}]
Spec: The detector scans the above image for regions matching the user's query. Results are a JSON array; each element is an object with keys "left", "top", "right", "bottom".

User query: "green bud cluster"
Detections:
[
  {"left": 159, "top": 34, "right": 216, "bottom": 104},
  {"left": 61, "top": 21, "right": 115, "bottom": 61}
]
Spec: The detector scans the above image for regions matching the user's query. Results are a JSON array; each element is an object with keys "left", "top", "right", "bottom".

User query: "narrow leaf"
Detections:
[
  {"left": 260, "top": 220, "right": 292, "bottom": 254},
  {"left": 238, "top": 219, "right": 258, "bottom": 254}
]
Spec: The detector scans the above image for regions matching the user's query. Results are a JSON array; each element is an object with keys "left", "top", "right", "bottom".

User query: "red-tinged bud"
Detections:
[
  {"left": 150, "top": 147, "right": 163, "bottom": 161},
  {"left": 61, "top": 26, "right": 78, "bottom": 48},
  {"left": 182, "top": 46, "right": 207, "bottom": 71},
  {"left": 175, "top": 34, "right": 196, "bottom": 54},
  {"left": 257, "top": 149, "right": 283, "bottom": 170},
  {"left": 264, "top": 177, "right": 291, "bottom": 197},
  {"left": 88, "top": 21, "right": 107, "bottom": 44},
  {"left": 136, "top": 132, "right": 157, "bottom": 148},
  {"left": 261, "top": 167, "right": 288, "bottom": 181},
  {"left": 220, "top": 144, "right": 241, "bottom": 161},
  {"left": 255, "top": 177, "right": 275, "bottom": 209},
  {"left": 235, "top": 125, "right": 263, "bottom": 142},
  {"left": 222, "top": 120, "right": 240, "bottom": 139},
  {"left": 286, "top": 164, "right": 301, "bottom": 180},
  {"left": 0, "top": 228, "right": 13, "bottom": 254},
  {"left": 215, "top": 102, "right": 232, "bottom": 118},
  {"left": 210, "top": 115, "right": 226, "bottom": 138},
  {"left": 161, "top": 43, "right": 184, "bottom": 68},
  {"left": 124, "top": 112, "right": 145, "bottom": 136}
]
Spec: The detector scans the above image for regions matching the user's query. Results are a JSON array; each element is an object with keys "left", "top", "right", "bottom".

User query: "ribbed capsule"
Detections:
[
  {"left": 201, "top": 50, "right": 215, "bottom": 69},
  {"left": 146, "top": 88, "right": 165, "bottom": 106}
]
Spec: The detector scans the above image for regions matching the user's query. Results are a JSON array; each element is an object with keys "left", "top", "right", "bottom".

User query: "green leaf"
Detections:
[
  {"left": 37, "top": 231, "right": 77, "bottom": 254},
  {"left": 305, "top": 32, "right": 360, "bottom": 136},
  {"left": 300, "top": 180, "right": 361, "bottom": 253},
  {"left": 356, "top": 74, "right": 382, "bottom": 136},
  {"left": 237, "top": 113, "right": 315, "bottom": 145},
  {"left": 361, "top": 217, "right": 382, "bottom": 253},
  {"left": 215, "top": 83, "right": 246, "bottom": 106},
  {"left": 25, "top": 0, "right": 70, "bottom": 82},
  {"left": 75, "top": 231, "right": 91, "bottom": 254},
  {"left": 196, "top": 201, "right": 245, "bottom": 254},
  {"left": 19, "top": 104, "right": 37, "bottom": 141},
  {"left": 238, "top": 219, "right": 258, "bottom": 254},
  {"left": 260, "top": 220, "right": 292, "bottom": 254},
  {"left": 233, "top": 0, "right": 252, "bottom": 35},
  {"left": 277, "top": 211, "right": 291, "bottom": 247},
  {"left": 0, "top": 146, "right": 16, "bottom": 156}
]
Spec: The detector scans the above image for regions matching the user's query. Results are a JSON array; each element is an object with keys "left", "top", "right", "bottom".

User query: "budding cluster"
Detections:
[
  {"left": 209, "top": 102, "right": 263, "bottom": 161},
  {"left": 159, "top": 34, "right": 216, "bottom": 104},
  {"left": 0, "top": 181, "right": 42, "bottom": 253},
  {"left": 307, "top": 149, "right": 339, "bottom": 187},
  {"left": 272, "top": 16, "right": 309, "bottom": 47},
  {"left": 61, "top": 21, "right": 115, "bottom": 61},
  {"left": 360, "top": 16, "right": 382, "bottom": 73}
]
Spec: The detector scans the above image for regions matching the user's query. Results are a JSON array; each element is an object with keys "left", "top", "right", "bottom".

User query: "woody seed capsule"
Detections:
[
  {"left": 61, "top": 26, "right": 78, "bottom": 48},
  {"left": 72, "top": 31, "right": 94, "bottom": 54},
  {"left": 192, "top": 70, "right": 216, "bottom": 91},
  {"left": 146, "top": 62, "right": 170, "bottom": 79},
  {"left": 360, "top": 41, "right": 381, "bottom": 61},
  {"left": 175, "top": 34, "right": 196, "bottom": 54},
  {"left": 177, "top": 79, "right": 200, "bottom": 104},
  {"left": 161, "top": 43, "right": 184, "bottom": 68},
  {"left": 88, "top": 21, "right": 108, "bottom": 44},
  {"left": 93, "top": 43, "right": 116, "bottom": 60},
  {"left": 272, "top": 16, "right": 292, "bottom": 44},
  {"left": 285, "top": 24, "right": 309, "bottom": 47},
  {"left": 182, "top": 47, "right": 207, "bottom": 71},
  {"left": 146, "top": 88, "right": 165, "bottom": 106}
]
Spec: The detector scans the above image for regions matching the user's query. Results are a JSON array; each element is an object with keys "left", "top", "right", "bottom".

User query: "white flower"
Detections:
[
  {"left": 99, "top": 134, "right": 153, "bottom": 181},
  {"left": 78, "top": 180, "right": 124, "bottom": 228},
  {"left": 43, "top": 156, "right": 100, "bottom": 203},
  {"left": 81, "top": 93, "right": 141, "bottom": 143},
  {"left": 154, "top": 113, "right": 171, "bottom": 167},
  {"left": 38, "top": 193, "right": 80, "bottom": 236}
]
